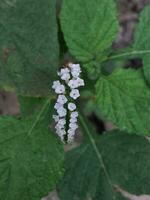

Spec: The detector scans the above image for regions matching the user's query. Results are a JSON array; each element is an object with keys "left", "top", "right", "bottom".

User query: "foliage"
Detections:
[
  {"left": 59, "top": 125, "right": 150, "bottom": 200},
  {"left": 133, "top": 5, "right": 150, "bottom": 85},
  {"left": 60, "top": 0, "right": 118, "bottom": 64},
  {"left": 0, "top": 0, "right": 59, "bottom": 96},
  {"left": 0, "top": 98, "right": 64, "bottom": 200},
  {"left": 96, "top": 68, "right": 150, "bottom": 134},
  {"left": 0, "top": 0, "right": 150, "bottom": 199}
]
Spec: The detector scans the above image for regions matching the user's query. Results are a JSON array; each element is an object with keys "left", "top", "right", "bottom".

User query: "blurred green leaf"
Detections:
[
  {"left": 133, "top": 5, "right": 150, "bottom": 84},
  {"left": 59, "top": 127, "right": 150, "bottom": 200},
  {"left": 0, "top": 0, "right": 59, "bottom": 96},
  {"left": 96, "top": 68, "right": 150, "bottom": 134},
  {"left": 134, "top": 6, "right": 150, "bottom": 52},
  {"left": 18, "top": 96, "right": 48, "bottom": 117},
  {"left": 60, "top": 0, "right": 118, "bottom": 64},
  {"left": 0, "top": 99, "right": 64, "bottom": 200}
]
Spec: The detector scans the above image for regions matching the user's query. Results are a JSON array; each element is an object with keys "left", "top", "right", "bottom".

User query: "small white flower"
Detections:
[
  {"left": 60, "top": 68, "right": 70, "bottom": 75},
  {"left": 69, "top": 122, "right": 78, "bottom": 130},
  {"left": 71, "top": 111, "right": 78, "bottom": 118},
  {"left": 70, "top": 117, "right": 77, "bottom": 123},
  {"left": 70, "top": 64, "right": 81, "bottom": 72},
  {"left": 59, "top": 135, "right": 65, "bottom": 142},
  {"left": 53, "top": 115, "right": 59, "bottom": 122},
  {"left": 68, "top": 103, "right": 76, "bottom": 111},
  {"left": 54, "top": 102, "right": 62, "bottom": 110},
  {"left": 67, "top": 134, "right": 74, "bottom": 143},
  {"left": 76, "top": 77, "right": 85, "bottom": 87},
  {"left": 68, "top": 79, "right": 78, "bottom": 89},
  {"left": 57, "top": 95, "right": 68, "bottom": 104},
  {"left": 68, "top": 128, "right": 75, "bottom": 135},
  {"left": 71, "top": 71, "right": 80, "bottom": 78},
  {"left": 55, "top": 84, "right": 65, "bottom": 94},
  {"left": 52, "top": 80, "right": 61, "bottom": 90},
  {"left": 55, "top": 123, "right": 64, "bottom": 130},
  {"left": 58, "top": 118, "right": 66, "bottom": 125},
  {"left": 61, "top": 73, "right": 70, "bottom": 81},
  {"left": 57, "top": 107, "right": 67, "bottom": 117},
  {"left": 56, "top": 129, "right": 66, "bottom": 137},
  {"left": 58, "top": 68, "right": 71, "bottom": 81},
  {"left": 70, "top": 89, "right": 80, "bottom": 99},
  {"left": 70, "top": 64, "right": 81, "bottom": 78}
]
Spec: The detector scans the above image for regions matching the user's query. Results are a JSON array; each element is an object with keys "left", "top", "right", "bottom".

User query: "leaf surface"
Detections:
[
  {"left": 0, "top": 99, "right": 64, "bottom": 200},
  {"left": 96, "top": 68, "right": 150, "bottom": 134},
  {"left": 59, "top": 124, "right": 150, "bottom": 200},
  {"left": 60, "top": 0, "right": 118, "bottom": 63},
  {"left": 0, "top": 0, "right": 59, "bottom": 96},
  {"left": 133, "top": 5, "right": 150, "bottom": 84}
]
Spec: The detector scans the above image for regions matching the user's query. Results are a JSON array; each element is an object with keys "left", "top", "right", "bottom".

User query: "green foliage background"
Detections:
[{"left": 0, "top": 0, "right": 150, "bottom": 199}]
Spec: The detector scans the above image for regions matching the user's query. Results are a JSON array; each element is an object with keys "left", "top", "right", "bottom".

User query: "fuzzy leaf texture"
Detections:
[
  {"left": 59, "top": 129, "right": 150, "bottom": 200},
  {"left": 60, "top": 0, "right": 118, "bottom": 63},
  {"left": 18, "top": 96, "right": 47, "bottom": 117},
  {"left": 0, "top": 99, "right": 64, "bottom": 200},
  {"left": 133, "top": 5, "right": 150, "bottom": 84},
  {"left": 0, "top": 0, "right": 59, "bottom": 96},
  {"left": 96, "top": 68, "right": 150, "bottom": 134}
]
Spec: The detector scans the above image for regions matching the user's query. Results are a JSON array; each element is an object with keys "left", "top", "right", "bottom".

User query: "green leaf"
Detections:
[
  {"left": 60, "top": 0, "right": 118, "bottom": 63},
  {"left": 143, "top": 55, "right": 150, "bottom": 84},
  {"left": 0, "top": 99, "right": 64, "bottom": 200},
  {"left": 96, "top": 68, "right": 150, "bottom": 134},
  {"left": 18, "top": 96, "right": 48, "bottom": 117},
  {"left": 133, "top": 6, "right": 150, "bottom": 51},
  {"left": 133, "top": 5, "right": 150, "bottom": 84},
  {"left": 59, "top": 125, "right": 150, "bottom": 199},
  {"left": 0, "top": 0, "right": 59, "bottom": 96}
]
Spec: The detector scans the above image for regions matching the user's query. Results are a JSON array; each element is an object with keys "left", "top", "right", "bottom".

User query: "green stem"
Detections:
[
  {"left": 27, "top": 99, "right": 50, "bottom": 136},
  {"left": 107, "top": 50, "right": 150, "bottom": 60}
]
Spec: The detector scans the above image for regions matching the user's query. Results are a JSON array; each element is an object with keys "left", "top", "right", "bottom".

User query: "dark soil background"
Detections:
[{"left": 0, "top": 1, "right": 150, "bottom": 199}]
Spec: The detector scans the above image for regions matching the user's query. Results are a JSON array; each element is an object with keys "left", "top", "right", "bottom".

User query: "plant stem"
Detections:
[{"left": 108, "top": 50, "right": 150, "bottom": 60}]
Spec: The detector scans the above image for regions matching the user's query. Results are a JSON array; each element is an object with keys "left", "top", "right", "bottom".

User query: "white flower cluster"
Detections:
[{"left": 52, "top": 63, "right": 85, "bottom": 143}]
